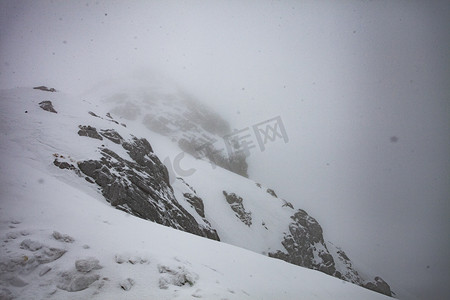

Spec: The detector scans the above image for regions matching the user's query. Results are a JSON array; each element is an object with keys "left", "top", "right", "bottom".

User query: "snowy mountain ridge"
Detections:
[{"left": 0, "top": 86, "right": 393, "bottom": 299}]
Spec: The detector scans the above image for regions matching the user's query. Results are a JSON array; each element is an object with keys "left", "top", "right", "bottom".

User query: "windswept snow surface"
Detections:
[{"left": 0, "top": 87, "right": 391, "bottom": 299}]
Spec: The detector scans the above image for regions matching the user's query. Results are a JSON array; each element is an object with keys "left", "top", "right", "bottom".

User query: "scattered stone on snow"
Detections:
[{"left": 38, "top": 101, "right": 57, "bottom": 113}]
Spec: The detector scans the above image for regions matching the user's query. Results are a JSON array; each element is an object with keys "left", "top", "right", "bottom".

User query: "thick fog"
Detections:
[{"left": 1, "top": 1, "right": 449, "bottom": 299}]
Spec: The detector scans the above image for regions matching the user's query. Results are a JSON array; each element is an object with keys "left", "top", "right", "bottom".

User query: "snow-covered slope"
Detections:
[{"left": 0, "top": 86, "right": 392, "bottom": 299}]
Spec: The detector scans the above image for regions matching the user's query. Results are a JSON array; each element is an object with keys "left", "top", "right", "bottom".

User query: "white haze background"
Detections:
[{"left": 0, "top": 1, "right": 449, "bottom": 299}]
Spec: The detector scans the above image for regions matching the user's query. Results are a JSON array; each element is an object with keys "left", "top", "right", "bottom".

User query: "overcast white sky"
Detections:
[{"left": 1, "top": 1, "right": 449, "bottom": 299}]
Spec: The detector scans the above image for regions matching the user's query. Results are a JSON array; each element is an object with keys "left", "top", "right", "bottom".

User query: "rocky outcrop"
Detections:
[
  {"left": 269, "top": 209, "right": 337, "bottom": 276},
  {"left": 77, "top": 125, "right": 103, "bottom": 140},
  {"left": 183, "top": 193, "right": 205, "bottom": 218},
  {"left": 222, "top": 191, "right": 252, "bottom": 226},
  {"left": 266, "top": 188, "right": 277, "bottom": 198},
  {"left": 281, "top": 199, "right": 294, "bottom": 209},
  {"left": 61, "top": 119, "right": 392, "bottom": 296},
  {"left": 53, "top": 159, "right": 80, "bottom": 175},
  {"left": 38, "top": 101, "right": 57, "bottom": 113},
  {"left": 33, "top": 86, "right": 56, "bottom": 92},
  {"left": 270, "top": 209, "right": 393, "bottom": 297},
  {"left": 364, "top": 277, "right": 393, "bottom": 297},
  {"left": 73, "top": 128, "right": 219, "bottom": 241},
  {"left": 328, "top": 243, "right": 362, "bottom": 285},
  {"left": 99, "top": 129, "right": 124, "bottom": 144},
  {"left": 181, "top": 190, "right": 220, "bottom": 241},
  {"left": 332, "top": 243, "right": 393, "bottom": 296}
]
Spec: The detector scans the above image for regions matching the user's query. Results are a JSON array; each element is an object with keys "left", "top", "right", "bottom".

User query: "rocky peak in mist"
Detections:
[
  {"left": 88, "top": 86, "right": 393, "bottom": 297},
  {"left": 98, "top": 88, "right": 249, "bottom": 177},
  {"left": 2, "top": 86, "right": 393, "bottom": 298}
]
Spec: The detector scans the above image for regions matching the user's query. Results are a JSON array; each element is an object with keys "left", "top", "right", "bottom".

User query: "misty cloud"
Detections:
[{"left": 0, "top": 1, "right": 449, "bottom": 299}]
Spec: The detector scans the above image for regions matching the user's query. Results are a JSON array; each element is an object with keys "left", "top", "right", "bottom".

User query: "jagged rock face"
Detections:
[
  {"left": 73, "top": 128, "right": 219, "bottom": 241},
  {"left": 330, "top": 245, "right": 362, "bottom": 285},
  {"left": 99, "top": 129, "right": 123, "bottom": 144},
  {"left": 179, "top": 183, "right": 219, "bottom": 240},
  {"left": 269, "top": 209, "right": 337, "bottom": 276},
  {"left": 183, "top": 193, "right": 205, "bottom": 218},
  {"left": 222, "top": 191, "right": 252, "bottom": 226},
  {"left": 364, "top": 277, "right": 393, "bottom": 297},
  {"left": 269, "top": 209, "right": 393, "bottom": 296}
]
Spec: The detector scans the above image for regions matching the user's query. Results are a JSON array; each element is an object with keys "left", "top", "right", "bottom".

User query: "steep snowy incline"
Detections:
[
  {"left": 0, "top": 86, "right": 393, "bottom": 297},
  {"left": 0, "top": 87, "right": 394, "bottom": 299},
  {"left": 85, "top": 84, "right": 394, "bottom": 296}
]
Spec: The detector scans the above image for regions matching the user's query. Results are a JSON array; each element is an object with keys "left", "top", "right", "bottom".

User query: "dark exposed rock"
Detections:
[
  {"left": 281, "top": 199, "right": 294, "bottom": 209},
  {"left": 89, "top": 111, "right": 121, "bottom": 126},
  {"left": 269, "top": 209, "right": 336, "bottom": 277},
  {"left": 88, "top": 111, "right": 100, "bottom": 118},
  {"left": 222, "top": 191, "right": 252, "bottom": 226},
  {"left": 268, "top": 209, "right": 393, "bottom": 296},
  {"left": 53, "top": 160, "right": 75, "bottom": 171},
  {"left": 262, "top": 221, "right": 268, "bottom": 230},
  {"left": 331, "top": 246, "right": 361, "bottom": 283},
  {"left": 39, "top": 266, "right": 51, "bottom": 277},
  {"left": 337, "top": 249, "right": 350, "bottom": 261},
  {"left": 178, "top": 177, "right": 197, "bottom": 194},
  {"left": 180, "top": 192, "right": 219, "bottom": 240},
  {"left": 122, "top": 137, "right": 154, "bottom": 166},
  {"left": 77, "top": 125, "right": 103, "bottom": 140},
  {"left": 38, "top": 101, "right": 57, "bottom": 113},
  {"left": 183, "top": 193, "right": 205, "bottom": 218},
  {"left": 99, "top": 129, "right": 123, "bottom": 144},
  {"left": 364, "top": 277, "right": 393, "bottom": 297},
  {"left": 227, "top": 151, "right": 248, "bottom": 178},
  {"left": 75, "top": 133, "right": 219, "bottom": 241},
  {"left": 53, "top": 159, "right": 81, "bottom": 176},
  {"left": 266, "top": 188, "right": 277, "bottom": 198},
  {"left": 33, "top": 86, "right": 56, "bottom": 92}
]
